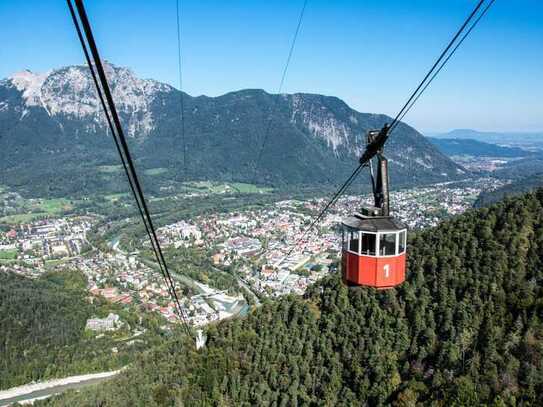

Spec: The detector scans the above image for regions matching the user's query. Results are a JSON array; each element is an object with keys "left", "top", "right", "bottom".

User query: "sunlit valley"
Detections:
[{"left": 1, "top": 1, "right": 543, "bottom": 406}]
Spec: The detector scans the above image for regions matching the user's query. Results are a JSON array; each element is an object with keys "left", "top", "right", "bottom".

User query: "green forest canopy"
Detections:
[{"left": 0, "top": 270, "right": 162, "bottom": 390}]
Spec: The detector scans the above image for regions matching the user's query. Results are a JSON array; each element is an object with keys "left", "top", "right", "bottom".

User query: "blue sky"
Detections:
[{"left": 1, "top": 0, "right": 541, "bottom": 132}]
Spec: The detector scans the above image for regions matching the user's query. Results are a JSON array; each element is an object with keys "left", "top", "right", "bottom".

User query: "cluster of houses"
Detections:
[
  {"left": 156, "top": 220, "right": 203, "bottom": 248},
  {"left": 1, "top": 177, "right": 505, "bottom": 328},
  {"left": 0, "top": 217, "right": 93, "bottom": 263}
]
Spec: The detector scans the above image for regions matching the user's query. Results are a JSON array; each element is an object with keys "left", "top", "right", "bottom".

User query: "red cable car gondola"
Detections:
[{"left": 342, "top": 126, "right": 407, "bottom": 289}]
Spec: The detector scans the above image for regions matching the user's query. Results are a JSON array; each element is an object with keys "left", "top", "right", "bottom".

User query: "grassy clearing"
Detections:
[
  {"left": 45, "top": 259, "right": 68, "bottom": 268},
  {"left": 37, "top": 198, "right": 73, "bottom": 214},
  {"left": 0, "top": 197, "right": 74, "bottom": 225},
  {"left": 231, "top": 182, "right": 273, "bottom": 194},
  {"left": 0, "top": 213, "right": 48, "bottom": 224},
  {"left": 181, "top": 181, "right": 219, "bottom": 194},
  {"left": 97, "top": 165, "right": 123, "bottom": 174},
  {"left": 104, "top": 193, "right": 129, "bottom": 202},
  {"left": 144, "top": 167, "right": 168, "bottom": 176},
  {"left": 0, "top": 249, "right": 18, "bottom": 260},
  {"left": 181, "top": 181, "right": 273, "bottom": 195},
  {"left": 185, "top": 181, "right": 214, "bottom": 190}
]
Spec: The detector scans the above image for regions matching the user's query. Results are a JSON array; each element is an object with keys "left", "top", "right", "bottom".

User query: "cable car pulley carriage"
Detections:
[{"left": 341, "top": 125, "right": 407, "bottom": 289}]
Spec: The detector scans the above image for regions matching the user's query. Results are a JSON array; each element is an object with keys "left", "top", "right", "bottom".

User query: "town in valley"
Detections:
[{"left": 0, "top": 177, "right": 504, "bottom": 331}]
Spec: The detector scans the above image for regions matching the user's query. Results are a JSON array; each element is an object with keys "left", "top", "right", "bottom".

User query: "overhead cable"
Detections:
[
  {"left": 67, "top": 0, "right": 192, "bottom": 336},
  {"left": 286, "top": 0, "right": 494, "bottom": 257},
  {"left": 392, "top": 0, "right": 496, "bottom": 131},
  {"left": 252, "top": 0, "right": 309, "bottom": 183},
  {"left": 175, "top": 0, "right": 188, "bottom": 179}
]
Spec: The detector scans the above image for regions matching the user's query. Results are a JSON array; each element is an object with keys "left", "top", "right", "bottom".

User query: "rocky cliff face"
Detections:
[{"left": 4, "top": 63, "right": 171, "bottom": 138}]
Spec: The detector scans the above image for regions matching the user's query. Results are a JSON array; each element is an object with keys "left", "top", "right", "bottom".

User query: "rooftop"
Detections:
[{"left": 342, "top": 214, "right": 406, "bottom": 233}]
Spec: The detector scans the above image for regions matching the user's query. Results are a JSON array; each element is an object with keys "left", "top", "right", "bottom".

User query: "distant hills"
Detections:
[
  {"left": 429, "top": 129, "right": 543, "bottom": 150},
  {"left": 427, "top": 137, "right": 533, "bottom": 158},
  {"left": 0, "top": 63, "right": 464, "bottom": 197},
  {"left": 475, "top": 173, "right": 543, "bottom": 207},
  {"left": 427, "top": 132, "right": 543, "bottom": 203}
]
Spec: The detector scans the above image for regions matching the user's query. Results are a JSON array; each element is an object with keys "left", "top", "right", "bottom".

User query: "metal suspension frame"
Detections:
[
  {"left": 363, "top": 125, "right": 391, "bottom": 217},
  {"left": 368, "top": 154, "right": 390, "bottom": 217}
]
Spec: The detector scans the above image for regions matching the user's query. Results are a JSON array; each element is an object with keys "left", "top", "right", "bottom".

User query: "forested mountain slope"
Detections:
[
  {"left": 475, "top": 174, "right": 543, "bottom": 207},
  {"left": 427, "top": 137, "right": 532, "bottom": 158},
  {"left": 0, "top": 271, "right": 153, "bottom": 390},
  {"left": 0, "top": 64, "right": 464, "bottom": 197},
  {"left": 42, "top": 189, "right": 543, "bottom": 406}
]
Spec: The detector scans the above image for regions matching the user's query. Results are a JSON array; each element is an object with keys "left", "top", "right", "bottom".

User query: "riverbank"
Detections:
[{"left": 0, "top": 370, "right": 122, "bottom": 406}]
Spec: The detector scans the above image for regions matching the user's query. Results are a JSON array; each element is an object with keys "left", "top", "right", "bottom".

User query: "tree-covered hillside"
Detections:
[
  {"left": 42, "top": 189, "right": 543, "bottom": 406},
  {"left": 0, "top": 64, "right": 463, "bottom": 198},
  {"left": 475, "top": 173, "right": 543, "bottom": 207},
  {"left": 427, "top": 137, "right": 531, "bottom": 158},
  {"left": 0, "top": 271, "right": 92, "bottom": 389},
  {"left": 0, "top": 270, "right": 162, "bottom": 390}
]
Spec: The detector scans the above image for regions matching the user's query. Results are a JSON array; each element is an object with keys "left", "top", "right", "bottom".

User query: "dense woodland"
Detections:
[
  {"left": 0, "top": 270, "right": 163, "bottom": 390},
  {"left": 39, "top": 189, "right": 543, "bottom": 406},
  {"left": 475, "top": 173, "right": 543, "bottom": 208}
]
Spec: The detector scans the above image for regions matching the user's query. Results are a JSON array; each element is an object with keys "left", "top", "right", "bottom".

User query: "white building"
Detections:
[{"left": 85, "top": 313, "right": 122, "bottom": 331}]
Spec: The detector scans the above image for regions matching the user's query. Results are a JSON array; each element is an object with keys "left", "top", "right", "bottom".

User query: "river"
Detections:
[{"left": 0, "top": 370, "right": 121, "bottom": 406}]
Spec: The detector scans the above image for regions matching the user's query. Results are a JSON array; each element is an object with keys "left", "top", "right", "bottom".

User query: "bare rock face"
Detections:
[{"left": 6, "top": 63, "right": 172, "bottom": 138}]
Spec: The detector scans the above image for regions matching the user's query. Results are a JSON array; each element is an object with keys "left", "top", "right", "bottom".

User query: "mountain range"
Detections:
[
  {"left": 0, "top": 63, "right": 465, "bottom": 197},
  {"left": 427, "top": 137, "right": 533, "bottom": 158},
  {"left": 429, "top": 129, "right": 543, "bottom": 151}
]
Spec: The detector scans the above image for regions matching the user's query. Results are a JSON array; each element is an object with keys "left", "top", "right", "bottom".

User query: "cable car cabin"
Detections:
[{"left": 341, "top": 215, "right": 407, "bottom": 289}]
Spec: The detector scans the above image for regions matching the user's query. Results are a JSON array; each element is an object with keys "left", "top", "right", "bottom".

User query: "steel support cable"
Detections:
[
  {"left": 287, "top": 0, "right": 492, "bottom": 256},
  {"left": 252, "top": 0, "right": 308, "bottom": 184},
  {"left": 74, "top": 12, "right": 191, "bottom": 336},
  {"left": 67, "top": 1, "right": 176, "bottom": 303},
  {"left": 67, "top": 0, "right": 170, "bottom": 285},
  {"left": 388, "top": 0, "right": 486, "bottom": 132},
  {"left": 68, "top": 0, "right": 191, "bottom": 336},
  {"left": 67, "top": 1, "right": 159, "bottom": 263},
  {"left": 66, "top": 1, "right": 182, "bottom": 315},
  {"left": 175, "top": 0, "right": 187, "bottom": 180},
  {"left": 69, "top": 0, "right": 188, "bottom": 335},
  {"left": 283, "top": 162, "right": 365, "bottom": 259},
  {"left": 391, "top": 0, "right": 496, "bottom": 132}
]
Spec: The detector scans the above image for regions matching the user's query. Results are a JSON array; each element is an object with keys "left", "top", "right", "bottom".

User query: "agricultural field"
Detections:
[
  {"left": 0, "top": 249, "right": 17, "bottom": 260},
  {"left": 103, "top": 193, "right": 129, "bottom": 202},
  {"left": 36, "top": 198, "right": 74, "bottom": 213},
  {"left": 0, "top": 197, "right": 74, "bottom": 224},
  {"left": 144, "top": 167, "right": 168, "bottom": 176},
  {"left": 97, "top": 165, "right": 123, "bottom": 174},
  {"left": 0, "top": 212, "right": 48, "bottom": 224},
  {"left": 230, "top": 182, "right": 273, "bottom": 193},
  {"left": 182, "top": 181, "right": 273, "bottom": 195}
]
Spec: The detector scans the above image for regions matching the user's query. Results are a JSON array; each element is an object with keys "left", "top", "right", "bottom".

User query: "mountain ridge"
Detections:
[
  {"left": 0, "top": 63, "right": 465, "bottom": 197},
  {"left": 429, "top": 129, "right": 543, "bottom": 149},
  {"left": 427, "top": 137, "right": 533, "bottom": 158}
]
